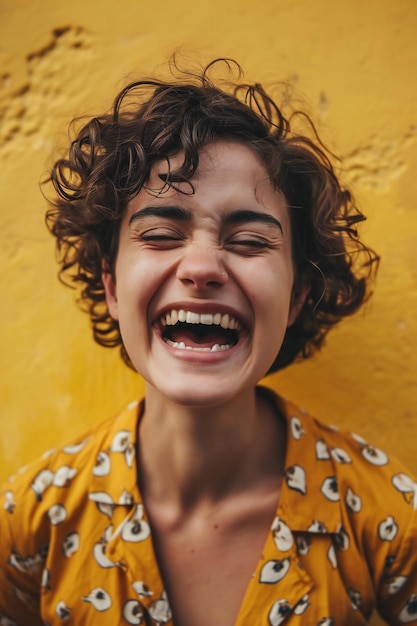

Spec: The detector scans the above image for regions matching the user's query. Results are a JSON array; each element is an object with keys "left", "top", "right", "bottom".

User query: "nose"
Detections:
[{"left": 176, "top": 243, "right": 228, "bottom": 289}]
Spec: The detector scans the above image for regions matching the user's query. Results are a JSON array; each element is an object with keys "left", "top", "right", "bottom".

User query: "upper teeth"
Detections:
[{"left": 161, "top": 310, "right": 241, "bottom": 330}]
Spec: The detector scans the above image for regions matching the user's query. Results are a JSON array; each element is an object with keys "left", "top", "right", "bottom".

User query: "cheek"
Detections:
[
  {"left": 260, "top": 273, "right": 295, "bottom": 337},
  {"left": 114, "top": 253, "right": 173, "bottom": 327},
  {"left": 255, "top": 264, "right": 294, "bottom": 307}
]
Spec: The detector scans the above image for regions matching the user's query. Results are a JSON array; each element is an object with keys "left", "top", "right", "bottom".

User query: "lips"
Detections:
[{"left": 157, "top": 308, "right": 244, "bottom": 352}]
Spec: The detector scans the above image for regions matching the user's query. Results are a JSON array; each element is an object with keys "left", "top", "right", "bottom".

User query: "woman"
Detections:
[{"left": 1, "top": 59, "right": 416, "bottom": 626}]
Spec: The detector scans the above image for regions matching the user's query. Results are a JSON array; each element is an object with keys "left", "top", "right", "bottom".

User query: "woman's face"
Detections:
[{"left": 103, "top": 140, "right": 303, "bottom": 408}]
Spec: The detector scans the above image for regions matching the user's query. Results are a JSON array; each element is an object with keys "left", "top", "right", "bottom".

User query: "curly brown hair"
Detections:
[{"left": 45, "top": 58, "right": 379, "bottom": 373}]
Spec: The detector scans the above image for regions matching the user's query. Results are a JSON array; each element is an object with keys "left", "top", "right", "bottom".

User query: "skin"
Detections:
[{"left": 102, "top": 140, "right": 307, "bottom": 626}]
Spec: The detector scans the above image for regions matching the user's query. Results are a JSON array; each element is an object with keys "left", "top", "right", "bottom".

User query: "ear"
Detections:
[
  {"left": 102, "top": 263, "right": 119, "bottom": 321},
  {"left": 287, "top": 279, "right": 310, "bottom": 327}
]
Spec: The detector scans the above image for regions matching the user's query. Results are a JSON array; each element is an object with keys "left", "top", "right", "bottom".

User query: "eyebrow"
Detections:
[
  {"left": 129, "top": 206, "right": 283, "bottom": 234},
  {"left": 129, "top": 205, "right": 193, "bottom": 225},
  {"left": 223, "top": 209, "right": 283, "bottom": 235}
]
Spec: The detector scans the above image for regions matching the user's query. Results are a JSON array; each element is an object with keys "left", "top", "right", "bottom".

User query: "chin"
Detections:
[{"left": 145, "top": 373, "right": 253, "bottom": 410}]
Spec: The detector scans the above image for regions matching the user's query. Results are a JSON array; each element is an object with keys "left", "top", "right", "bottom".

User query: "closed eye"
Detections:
[
  {"left": 141, "top": 233, "right": 182, "bottom": 241},
  {"left": 136, "top": 229, "right": 185, "bottom": 248},
  {"left": 225, "top": 237, "right": 275, "bottom": 254}
]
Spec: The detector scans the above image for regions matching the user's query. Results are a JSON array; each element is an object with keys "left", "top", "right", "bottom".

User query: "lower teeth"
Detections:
[{"left": 165, "top": 339, "right": 231, "bottom": 352}]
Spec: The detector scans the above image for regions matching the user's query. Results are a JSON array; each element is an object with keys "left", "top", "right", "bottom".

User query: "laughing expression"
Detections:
[{"left": 103, "top": 140, "right": 303, "bottom": 408}]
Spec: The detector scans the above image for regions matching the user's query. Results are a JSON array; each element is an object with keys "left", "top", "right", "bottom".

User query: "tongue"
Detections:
[{"left": 170, "top": 328, "right": 229, "bottom": 348}]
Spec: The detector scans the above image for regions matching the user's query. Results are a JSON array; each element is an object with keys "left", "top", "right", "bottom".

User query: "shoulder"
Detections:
[
  {"left": 261, "top": 385, "right": 417, "bottom": 539},
  {"left": 0, "top": 399, "right": 142, "bottom": 621},
  {"left": 0, "top": 399, "right": 142, "bottom": 557},
  {"left": 266, "top": 386, "right": 417, "bottom": 500},
  {"left": 289, "top": 400, "right": 417, "bottom": 532}
]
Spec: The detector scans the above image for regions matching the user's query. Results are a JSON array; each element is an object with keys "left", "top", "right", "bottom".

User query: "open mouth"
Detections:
[{"left": 159, "top": 309, "right": 242, "bottom": 352}]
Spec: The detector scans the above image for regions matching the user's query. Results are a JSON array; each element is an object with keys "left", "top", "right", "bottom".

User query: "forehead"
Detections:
[
  {"left": 147, "top": 140, "right": 271, "bottom": 191},
  {"left": 138, "top": 140, "right": 287, "bottom": 218}
]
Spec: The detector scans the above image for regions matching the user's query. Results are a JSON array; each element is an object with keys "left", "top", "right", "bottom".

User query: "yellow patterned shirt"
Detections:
[{"left": 1, "top": 387, "right": 417, "bottom": 625}]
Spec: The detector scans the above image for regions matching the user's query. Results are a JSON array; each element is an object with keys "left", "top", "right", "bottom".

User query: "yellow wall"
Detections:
[{"left": 1, "top": 0, "right": 416, "bottom": 529}]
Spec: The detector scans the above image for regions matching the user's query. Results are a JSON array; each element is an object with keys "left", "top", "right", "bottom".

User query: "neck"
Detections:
[{"left": 137, "top": 384, "right": 286, "bottom": 517}]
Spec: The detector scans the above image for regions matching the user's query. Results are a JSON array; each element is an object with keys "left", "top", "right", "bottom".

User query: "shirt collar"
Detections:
[
  {"left": 88, "top": 399, "right": 144, "bottom": 508},
  {"left": 88, "top": 388, "right": 343, "bottom": 535},
  {"left": 258, "top": 385, "right": 343, "bottom": 535}
]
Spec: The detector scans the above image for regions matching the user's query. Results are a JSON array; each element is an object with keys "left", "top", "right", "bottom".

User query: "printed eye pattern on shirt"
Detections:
[{"left": 1, "top": 393, "right": 417, "bottom": 625}]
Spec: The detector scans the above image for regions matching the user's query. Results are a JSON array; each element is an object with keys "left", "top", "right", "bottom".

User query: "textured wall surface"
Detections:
[{"left": 0, "top": 5, "right": 416, "bottom": 622}]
